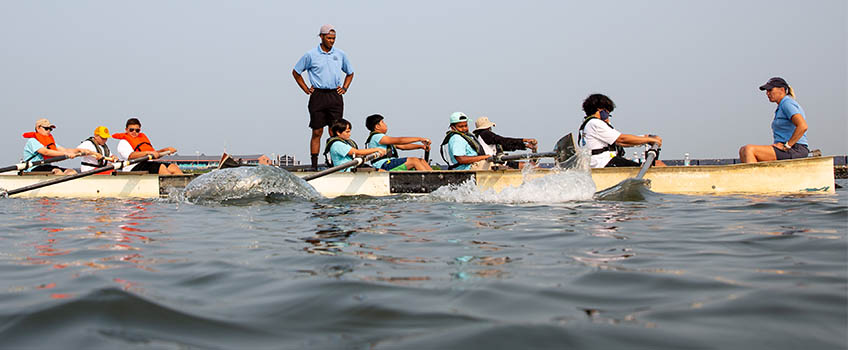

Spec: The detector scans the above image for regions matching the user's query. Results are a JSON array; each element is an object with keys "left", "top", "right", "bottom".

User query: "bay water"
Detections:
[{"left": 0, "top": 169, "right": 845, "bottom": 349}]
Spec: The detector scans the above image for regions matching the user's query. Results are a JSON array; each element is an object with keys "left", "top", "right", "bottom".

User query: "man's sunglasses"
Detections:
[
  {"left": 128, "top": 128, "right": 141, "bottom": 132},
  {"left": 40, "top": 126, "right": 54, "bottom": 131}
]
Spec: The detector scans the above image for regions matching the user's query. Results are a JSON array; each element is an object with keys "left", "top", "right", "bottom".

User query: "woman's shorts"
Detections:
[{"left": 773, "top": 143, "right": 809, "bottom": 160}]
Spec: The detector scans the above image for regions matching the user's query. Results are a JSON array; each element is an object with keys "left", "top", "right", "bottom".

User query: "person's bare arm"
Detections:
[
  {"left": 337, "top": 73, "right": 354, "bottom": 95},
  {"left": 293, "top": 70, "right": 313, "bottom": 95},
  {"left": 615, "top": 134, "right": 662, "bottom": 147},
  {"left": 779, "top": 114, "right": 808, "bottom": 150},
  {"left": 349, "top": 147, "right": 386, "bottom": 157},
  {"left": 455, "top": 155, "right": 491, "bottom": 164}
]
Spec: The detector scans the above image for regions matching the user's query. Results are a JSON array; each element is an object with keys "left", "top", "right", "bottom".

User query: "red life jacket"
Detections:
[
  {"left": 112, "top": 132, "right": 155, "bottom": 152},
  {"left": 22, "top": 132, "right": 59, "bottom": 161}
]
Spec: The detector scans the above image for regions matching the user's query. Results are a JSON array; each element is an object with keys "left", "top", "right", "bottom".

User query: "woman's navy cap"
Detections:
[{"left": 759, "top": 77, "right": 789, "bottom": 90}]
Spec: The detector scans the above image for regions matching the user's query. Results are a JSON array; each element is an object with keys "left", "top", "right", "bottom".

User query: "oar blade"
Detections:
[{"left": 554, "top": 133, "right": 576, "bottom": 163}]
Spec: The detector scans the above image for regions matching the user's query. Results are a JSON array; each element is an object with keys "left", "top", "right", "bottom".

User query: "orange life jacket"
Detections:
[
  {"left": 112, "top": 132, "right": 155, "bottom": 152},
  {"left": 22, "top": 132, "right": 59, "bottom": 161}
]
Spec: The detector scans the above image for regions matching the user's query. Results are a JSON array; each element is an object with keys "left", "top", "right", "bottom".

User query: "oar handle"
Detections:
[
  {"left": 2, "top": 150, "right": 174, "bottom": 197},
  {"left": 635, "top": 143, "right": 660, "bottom": 180},
  {"left": 303, "top": 152, "right": 381, "bottom": 182}
]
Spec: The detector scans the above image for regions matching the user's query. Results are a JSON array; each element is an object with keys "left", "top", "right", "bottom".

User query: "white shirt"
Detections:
[
  {"left": 581, "top": 118, "right": 622, "bottom": 168},
  {"left": 116, "top": 139, "right": 139, "bottom": 171},
  {"left": 76, "top": 140, "right": 104, "bottom": 172}
]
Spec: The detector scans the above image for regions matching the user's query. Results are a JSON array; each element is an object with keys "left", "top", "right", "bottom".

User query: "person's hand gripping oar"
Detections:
[{"left": 2, "top": 150, "right": 175, "bottom": 197}]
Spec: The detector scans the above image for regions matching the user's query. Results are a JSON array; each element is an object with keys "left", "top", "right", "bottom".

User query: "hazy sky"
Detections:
[{"left": 1, "top": 0, "right": 845, "bottom": 165}]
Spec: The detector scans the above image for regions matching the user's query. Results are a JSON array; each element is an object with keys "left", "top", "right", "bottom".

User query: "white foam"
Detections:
[{"left": 427, "top": 149, "right": 597, "bottom": 204}]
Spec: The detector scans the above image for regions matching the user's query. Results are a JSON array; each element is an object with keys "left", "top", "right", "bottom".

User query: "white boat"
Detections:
[{"left": 0, "top": 156, "right": 836, "bottom": 199}]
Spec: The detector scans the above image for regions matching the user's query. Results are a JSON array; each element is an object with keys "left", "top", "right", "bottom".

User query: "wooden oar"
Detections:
[
  {"left": 2, "top": 151, "right": 175, "bottom": 197},
  {"left": 494, "top": 133, "right": 576, "bottom": 164},
  {"left": 302, "top": 152, "right": 381, "bottom": 182},
  {"left": 0, "top": 152, "right": 83, "bottom": 173}
]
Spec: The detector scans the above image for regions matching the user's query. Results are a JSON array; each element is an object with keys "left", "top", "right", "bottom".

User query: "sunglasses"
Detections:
[
  {"left": 40, "top": 126, "right": 54, "bottom": 131},
  {"left": 128, "top": 128, "right": 141, "bottom": 132}
]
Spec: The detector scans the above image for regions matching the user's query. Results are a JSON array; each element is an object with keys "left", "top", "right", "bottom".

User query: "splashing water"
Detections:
[
  {"left": 427, "top": 150, "right": 596, "bottom": 204},
  {"left": 179, "top": 165, "right": 321, "bottom": 204}
]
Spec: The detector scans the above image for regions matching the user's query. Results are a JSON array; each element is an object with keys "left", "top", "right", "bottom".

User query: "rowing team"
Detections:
[
  {"left": 323, "top": 77, "right": 812, "bottom": 173},
  {"left": 20, "top": 117, "right": 183, "bottom": 176}
]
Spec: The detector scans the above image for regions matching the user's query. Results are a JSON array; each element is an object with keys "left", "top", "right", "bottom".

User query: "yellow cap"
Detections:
[{"left": 94, "top": 126, "right": 111, "bottom": 139}]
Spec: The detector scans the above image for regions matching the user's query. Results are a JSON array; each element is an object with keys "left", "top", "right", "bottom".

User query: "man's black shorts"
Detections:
[
  {"left": 308, "top": 89, "right": 344, "bottom": 129},
  {"left": 30, "top": 164, "right": 66, "bottom": 172},
  {"left": 132, "top": 160, "right": 166, "bottom": 174},
  {"left": 605, "top": 156, "right": 641, "bottom": 167}
]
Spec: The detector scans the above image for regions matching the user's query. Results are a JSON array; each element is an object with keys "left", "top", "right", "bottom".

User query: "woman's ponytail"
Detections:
[{"left": 786, "top": 85, "right": 796, "bottom": 98}]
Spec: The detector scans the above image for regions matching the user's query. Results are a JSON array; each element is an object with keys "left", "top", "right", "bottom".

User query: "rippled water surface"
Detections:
[{"left": 0, "top": 176, "right": 845, "bottom": 349}]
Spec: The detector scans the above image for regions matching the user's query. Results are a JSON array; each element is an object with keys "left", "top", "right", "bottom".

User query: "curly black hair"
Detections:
[{"left": 581, "top": 94, "right": 616, "bottom": 116}]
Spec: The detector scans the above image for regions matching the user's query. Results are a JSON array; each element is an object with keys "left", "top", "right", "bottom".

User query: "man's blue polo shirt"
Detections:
[{"left": 293, "top": 45, "right": 354, "bottom": 90}]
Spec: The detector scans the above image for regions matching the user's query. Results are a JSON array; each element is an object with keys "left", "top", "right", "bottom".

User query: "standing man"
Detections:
[{"left": 292, "top": 24, "right": 355, "bottom": 170}]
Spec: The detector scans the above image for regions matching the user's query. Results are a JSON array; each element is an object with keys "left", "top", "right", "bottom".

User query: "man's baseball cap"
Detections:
[
  {"left": 94, "top": 126, "right": 111, "bottom": 139},
  {"left": 475, "top": 116, "right": 496, "bottom": 129},
  {"left": 450, "top": 112, "right": 469, "bottom": 124},
  {"left": 35, "top": 118, "right": 56, "bottom": 129},
  {"left": 759, "top": 77, "right": 789, "bottom": 91},
  {"left": 320, "top": 24, "right": 335, "bottom": 35}
]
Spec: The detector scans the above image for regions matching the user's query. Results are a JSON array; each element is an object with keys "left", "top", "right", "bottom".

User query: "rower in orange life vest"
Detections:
[
  {"left": 111, "top": 118, "right": 183, "bottom": 175},
  {"left": 22, "top": 118, "right": 101, "bottom": 175}
]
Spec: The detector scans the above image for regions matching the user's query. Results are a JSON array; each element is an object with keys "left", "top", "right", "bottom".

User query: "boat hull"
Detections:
[{"left": 0, "top": 157, "right": 835, "bottom": 198}]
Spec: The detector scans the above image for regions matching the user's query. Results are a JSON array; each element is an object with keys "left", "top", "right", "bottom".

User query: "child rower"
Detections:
[
  {"left": 324, "top": 118, "right": 386, "bottom": 172},
  {"left": 364, "top": 114, "right": 432, "bottom": 171}
]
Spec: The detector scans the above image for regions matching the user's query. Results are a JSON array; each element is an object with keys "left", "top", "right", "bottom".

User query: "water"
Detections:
[{"left": 0, "top": 170, "right": 845, "bottom": 349}]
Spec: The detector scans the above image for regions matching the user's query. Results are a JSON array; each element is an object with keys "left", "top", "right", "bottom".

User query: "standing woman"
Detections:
[{"left": 739, "top": 77, "right": 809, "bottom": 163}]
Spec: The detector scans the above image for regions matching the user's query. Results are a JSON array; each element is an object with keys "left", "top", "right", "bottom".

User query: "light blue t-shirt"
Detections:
[
  {"left": 367, "top": 133, "right": 394, "bottom": 169},
  {"left": 293, "top": 45, "right": 354, "bottom": 90},
  {"left": 772, "top": 96, "right": 808, "bottom": 145},
  {"left": 23, "top": 138, "right": 46, "bottom": 171},
  {"left": 448, "top": 134, "right": 476, "bottom": 171},
  {"left": 329, "top": 140, "right": 354, "bottom": 172}
]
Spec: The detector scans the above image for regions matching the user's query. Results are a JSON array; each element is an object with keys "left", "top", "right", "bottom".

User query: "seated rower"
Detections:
[
  {"left": 76, "top": 126, "right": 119, "bottom": 174},
  {"left": 472, "top": 116, "right": 537, "bottom": 169},
  {"left": 112, "top": 118, "right": 183, "bottom": 175},
  {"left": 578, "top": 94, "right": 664, "bottom": 168},
  {"left": 739, "top": 77, "right": 809, "bottom": 163},
  {"left": 324, "top": 118, "right": 386, "bottom": 172},
  {"left": 22, "top": 118, "right": 98, "bottom": 175},
  {"left": 440, "top": 112, "right": 491, "bottom": 170},
  {"left": 364, "top": 114, "right": 432, "bottom": 171}
]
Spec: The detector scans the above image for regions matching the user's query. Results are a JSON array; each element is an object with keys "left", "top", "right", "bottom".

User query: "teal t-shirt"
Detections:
[
  {"left": 23, "top": 138, "right": 45, "bottom": 171},
  {"left": 367, "top": 133, "right": 394, "bottom": 169},
  {"left": 329, "top": 140, "right": 354, "bottom": 172},
  {"left": 448, "top": 134, "right": 476, "bottom": 170}
]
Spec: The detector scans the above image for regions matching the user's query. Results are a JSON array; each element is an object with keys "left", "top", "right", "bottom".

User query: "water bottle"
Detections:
[{"left": 684, "top": 153, "right": 690, "bottom": 166}]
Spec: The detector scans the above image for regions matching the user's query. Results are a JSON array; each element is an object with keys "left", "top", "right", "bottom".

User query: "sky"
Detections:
[{"left": 1, "top": 0, "right": 845, "bottom": 166}]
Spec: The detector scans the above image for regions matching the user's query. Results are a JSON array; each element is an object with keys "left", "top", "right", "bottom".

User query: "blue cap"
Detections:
[{"left": 450, "top": 112, "right": 468, "bottom": 124}]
